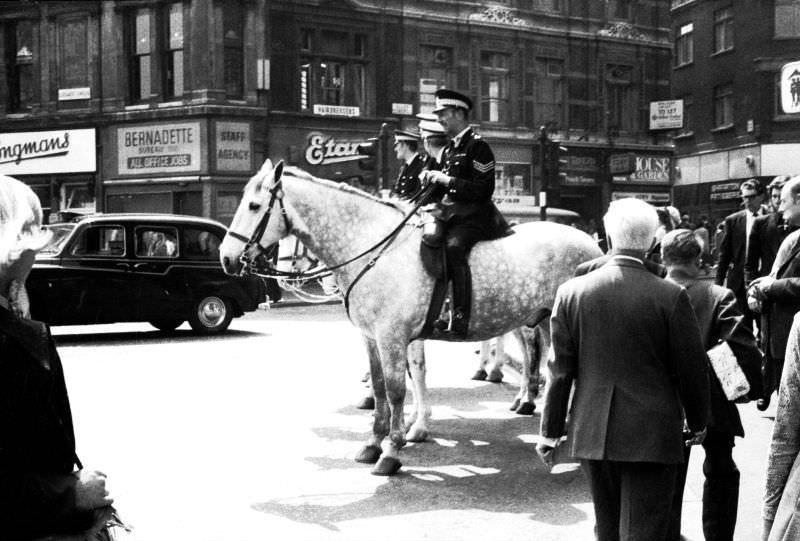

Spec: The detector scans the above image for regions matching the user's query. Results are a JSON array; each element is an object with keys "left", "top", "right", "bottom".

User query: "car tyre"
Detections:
[
  {"left": 149, "top": 318, "right": 184, "bottom": 332},
  {"left": 188, "top": 295, "right": 232, "bottom": 333}
]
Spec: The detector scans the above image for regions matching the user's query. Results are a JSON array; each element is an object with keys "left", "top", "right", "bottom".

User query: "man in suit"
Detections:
[
  {"left": 748, "top": 176, "right": 800, "bottom": 411},
  {"left": 537, "top": 198, "right": 710, "bottom": 541},
  {"left": 716, "top": 178, "right": 766, "bottom": 328},
  {"left": 662, "top": 229, "right": 763, "bottom": 541},
  {"left": 389, "top": 129, "right": 425, "bottom": 200}
]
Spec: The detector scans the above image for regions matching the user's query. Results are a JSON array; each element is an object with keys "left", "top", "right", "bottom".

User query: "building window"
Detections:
[
  {"left": 675, "top": 23, "right": 694, "bottom": 67},
  {"left": 677, "top": 96, "right": 692, "bottom": 136},
  {"left": 480, "top": 52, "right": 510, "bottom": 124},
  {"left": 223, "top": 0, "right": 244, "bottom": 99},
  {"left": 530, "top": 0, "right": 561, "bottom": 11},
  {"left": 608, "top": 0, "right": 632, "bottom": 20},
  {"left": 3, "top": 19, "right": 35, "bottom": 113},
  {"left": 162, "top": 2, "right": 184, "bottom": 99},
  {"left": 298, "top": 28, "right": 369, "bottom": 112},
  {"left": 714, "top": 84, "right": 734, "bottom": 127},
  {"left": 532, "top": 57, "right": 563, "bottom": 129},
  {"left": 418, "top": 45, "right": 454, "bottom": 115},
  {"left": 605, "top": 64, "right": 637, "bottom": 133},
  {"left": 126, "top": 8, "right": 152, "bottom": 103},
  {"left": 713, "top": 8, "right": 733, "bottom": 53},
  {"left": 776, "top": 0, "right": 800, "bottom": 38},
  {"left": 58, "top": 16, "right": 88, "bottom": 93}
]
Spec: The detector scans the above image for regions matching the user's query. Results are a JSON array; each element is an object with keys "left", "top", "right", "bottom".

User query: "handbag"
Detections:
[{"left": 707, "top": 341, "right": 750, "bottom": 401}]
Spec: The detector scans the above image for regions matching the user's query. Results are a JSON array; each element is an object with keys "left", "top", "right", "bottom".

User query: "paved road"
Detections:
[{"left": 51, "top": 303, "right": 774, "bottom": 541}]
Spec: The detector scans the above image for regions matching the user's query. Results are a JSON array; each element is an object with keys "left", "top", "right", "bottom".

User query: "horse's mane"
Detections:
[{"left": 282, "top": 166, "right": 410, "bottom": 214}]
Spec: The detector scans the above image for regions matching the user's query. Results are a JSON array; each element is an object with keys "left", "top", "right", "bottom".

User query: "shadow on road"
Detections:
[
  {"left": 53, "top": 328, "right": 266, "bottom": 346},
  {"left": 251, "top": 382, "right": 590, "bottom": 530}
]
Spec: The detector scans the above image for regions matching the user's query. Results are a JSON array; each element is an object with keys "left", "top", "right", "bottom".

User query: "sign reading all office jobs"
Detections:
[
  {"left": 215, "top": 122, "right": 251, "bottom": 172},
  {"left": 781, "top": 61, "right": 800, "bottom": 114},
  {"left": 118, "top": 122, "right": 201, "bottom": 175},
  {"left": 649, "top": 100, "right": 683, "bottom": 130},
  {"left": 0, "top": 129, "right": 96, "bottom": 175}
]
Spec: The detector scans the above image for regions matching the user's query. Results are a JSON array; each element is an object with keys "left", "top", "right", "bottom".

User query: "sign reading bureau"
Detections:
[{"left": 118, "top": 122, "right": 201, "bottom": 175}]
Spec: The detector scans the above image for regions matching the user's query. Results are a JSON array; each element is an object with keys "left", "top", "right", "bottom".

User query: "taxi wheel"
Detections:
[
  {"left": 189, "top": 295, "right": 232, "bottom": 333},
  {"left": 149, "top": 318, "right": 184, "bottom": 332}
]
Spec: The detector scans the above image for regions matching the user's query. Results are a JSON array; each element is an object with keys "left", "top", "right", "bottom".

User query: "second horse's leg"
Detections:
[
  {"left": 406, "top": 340, "right": 430, "bottom": 442},
  {"left": 354, "top": 337, "right": 388, "bottom": 465},
  {"left": 372, "top": 336, "right": 409, "bottom": 476}
]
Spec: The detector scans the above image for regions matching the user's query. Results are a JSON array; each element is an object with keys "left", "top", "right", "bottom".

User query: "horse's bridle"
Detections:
[{"left": 227, "top": 176, "right": 291, "bottom": 275}]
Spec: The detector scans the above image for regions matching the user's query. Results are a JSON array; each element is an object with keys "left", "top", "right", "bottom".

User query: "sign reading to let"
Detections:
[
  {"left": 649, "top": 100, "right": 683, "bottom": 130},
  {"left": 118, "top": 122, "right": 201, "bottom": 175},
  {"left": 781, "top": 61, "right": 800, "bottom": 114},
  {"left": 215, "top": 122, "right": 251, "bottom": 172}
]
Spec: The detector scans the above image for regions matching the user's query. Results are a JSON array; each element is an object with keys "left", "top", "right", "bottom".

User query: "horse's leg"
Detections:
[
  {"left": 532, "top": 319, "right": 552, "bottom": 399},
  {"left": 406, "top": 340, "right": 430, "bottom": 443},
  {"left": 487, "top": 334, "right": 506, "bottom": 383},
  {"left": 372, "top": 336, "right": 409, "bottom": 476},
  {"left": 354, "top": 337, "right": 388, "bottom": 465},
  {"left": 355, "top": 370, "right": 375, "bottom": 410},
  {"left": 472, "top": 339, "right": 492, "bottom": 380},
  {"left": 512, "top": 326, "right": 537, "bottom": 415}
]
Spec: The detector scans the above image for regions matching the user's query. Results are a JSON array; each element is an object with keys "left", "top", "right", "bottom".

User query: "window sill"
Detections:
[
  {"left": 710, "top": 124, "right": 735, "bottom": 133},
  {"left": 124, "top": 104, "right": 150, "bottom": 111},
  {"left": 673, "top": 62, "right": 694, "bottom": 71},
  {"left": 673, "top": 131, "right": 695, "bottom": 140},
  {"left": 4, "top": 112, "right": 31, "bottom": 119},
  {"left": 710, "top": 48, "right": 734, "bottom": 58},
  {"left": 773, "top": 114, "right": 800, "bottom": 123}
]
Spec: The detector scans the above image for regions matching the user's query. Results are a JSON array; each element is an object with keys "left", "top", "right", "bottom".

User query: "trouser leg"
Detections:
[
  {"left": 701, "top": 429, "right": 739, "bottom": 541},
  {"left": 667, "top": 445, "right": 692, "bottom": 541},
  {"left": 619, "top": 461, "right": 678, "bottom": 541},
  {"left": 581, "top": 459, "right": 621, "bottom": 541}
]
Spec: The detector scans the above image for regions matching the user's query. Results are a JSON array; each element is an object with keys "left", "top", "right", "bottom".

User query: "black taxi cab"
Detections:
[{"left": 27, "top": 214, "right": 269, "bottom": 333}]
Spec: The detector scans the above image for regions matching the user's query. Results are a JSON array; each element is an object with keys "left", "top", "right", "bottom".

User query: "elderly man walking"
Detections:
[{"left": 537, "top": 198, "right": 710, "bottom": 541}]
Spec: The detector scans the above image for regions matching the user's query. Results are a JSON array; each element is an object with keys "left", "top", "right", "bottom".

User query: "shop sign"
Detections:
[
  {"left": 493, "top": 194, "right": 536, "bottom": 207},
  {"left": 305, "top": 132, "right": 362, "bottom": 166},
  {"left": 612, "top": 191, "right": 670, "bottom": 204},
  {"left": 58, "top": 87, "right": 91, "bottom": 101},
  {"left": 608, "top": 153, "right": 636, "bottom": 175},
  {"left": 614, "top": 155, "right": 670, "bottom": 184},
  {"left": 649, "top": 100, "right": 683, "bottom": 130},
  {"left": 710, "top": 181, "right": 741, "bottom": 201},
  {"left": 392, "top": 103, "right": 413, "bottom": 115},
  {"left": 0, "top": 128, "right": 96, "bottom": 175},
  {"left": 117, "top": 122, "right": 201, "bottom": 175},
  {"left": 563, "top": 154, "right": 597, "bottom": 185},
  {"left": 780, "top": 61, "right": 800, "bottom": 114},
  {"left": 215, "top": 122, "right": 251, "bottom": 172},
  {"left": 312, "top": 104, "right": 360, "bottom": 117}
]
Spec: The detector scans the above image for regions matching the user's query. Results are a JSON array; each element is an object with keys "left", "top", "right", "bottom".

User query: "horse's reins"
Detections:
[{"left": 229, "top": 177, "right": 437, "bottom": 317}]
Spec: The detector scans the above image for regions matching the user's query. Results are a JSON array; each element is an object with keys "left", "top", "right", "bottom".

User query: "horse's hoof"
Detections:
[
  {"left": 515, "top": 401, "right": 536, "bottom": 415},
  {"left": 487, "top": 369, "right": 504, "bottom": 383},
  {"left": 471, "top": 369, "right": 488, "bottom": 381},
  {"left": 355, "top": 396, "right": 375, "bottom": 410},
  {"left": 371, "top": 456, "right": 402, "bottom": 476},
  {"left": 509, "top": 397, "right": 521, "bottom": 411},
  {"left": 406, "top": 426, "right": 429, "bottom": 443},
  {"left": 354, "top": 445, "right": 382, "bottom": 464}
]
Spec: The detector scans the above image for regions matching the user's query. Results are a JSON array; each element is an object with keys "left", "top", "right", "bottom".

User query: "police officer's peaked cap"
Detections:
[
  {"left": 418, "top": 119, "right": 446, "bottom": 136},
  {"left": 433, "top": 89, "right": 472, "bottom": 113},
  {"left": 394, "top": 128, "right": 420, "bottom": 142}
]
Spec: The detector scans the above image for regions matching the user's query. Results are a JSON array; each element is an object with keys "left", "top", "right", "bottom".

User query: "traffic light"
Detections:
[
  {"left": 357, "top": 137, "right": 380, "bottom": 172},
  {"left": 546, "top": 141, "right": 568, "bottom": 188}
]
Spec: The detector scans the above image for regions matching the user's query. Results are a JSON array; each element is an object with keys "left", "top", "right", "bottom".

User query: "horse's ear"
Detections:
[
  {"left": 258, "top": 159, "right": 273, "bottom": 175},
  {"left": 274, "top": 160, "right": 284, "bottom": 181}
]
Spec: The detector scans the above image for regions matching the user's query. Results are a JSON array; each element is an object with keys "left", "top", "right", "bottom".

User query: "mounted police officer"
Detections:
[
  {"left": 417, "top": 113, "right": 448, "bottom": 172},
  {"left": 421, "top": 89, "right": 510, "bottom": 335},
  {"left": 390, "top": 129, "right": 425, "bottom": 200}
]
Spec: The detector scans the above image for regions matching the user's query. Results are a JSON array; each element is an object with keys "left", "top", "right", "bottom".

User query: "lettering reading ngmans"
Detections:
[
  {"left": 0, "top": 132, "right": 70, "bottom": 165},
  {"left": 124, "top": 127, "right": 194, "bottom": 147}
]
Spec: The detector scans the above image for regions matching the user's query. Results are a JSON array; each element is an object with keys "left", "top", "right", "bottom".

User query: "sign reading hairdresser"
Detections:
[
  {"left": 0, "top": 129, "right": 96, "bottom": 175},
  {"left": 118, "top": 122, "right": 201, "bottom": 175}
]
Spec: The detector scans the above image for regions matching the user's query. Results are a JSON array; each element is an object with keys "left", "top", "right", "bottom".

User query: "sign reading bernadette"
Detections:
[
  {"left": 117, "top": 122, "right": 201, "bottom": 175},
  {"left": 0, "top": 129, "right": 96, "bottom": 175}
]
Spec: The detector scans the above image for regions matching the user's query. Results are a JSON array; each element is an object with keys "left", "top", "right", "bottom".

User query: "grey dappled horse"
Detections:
[{"left": 219, "top": 160, "right": 601, "bottom": 476}]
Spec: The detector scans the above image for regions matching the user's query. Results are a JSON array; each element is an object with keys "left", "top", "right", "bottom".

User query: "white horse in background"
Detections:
[{"left": 220, "top": 160, "right": 601, "bottom": 475}]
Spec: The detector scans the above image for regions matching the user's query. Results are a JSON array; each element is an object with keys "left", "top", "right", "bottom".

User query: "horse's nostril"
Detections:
[{"left": 223, "top": 256, "right": 230, "bottom": 268}]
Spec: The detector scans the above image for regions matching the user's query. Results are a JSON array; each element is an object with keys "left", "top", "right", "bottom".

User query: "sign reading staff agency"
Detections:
[{"left": 118, "top": 122, "right": 201, "bottom": 175}]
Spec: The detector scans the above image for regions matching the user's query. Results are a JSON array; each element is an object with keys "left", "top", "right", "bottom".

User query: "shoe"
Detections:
[{"left": 757, "top": 396, "right": 771, "bottom": 411}]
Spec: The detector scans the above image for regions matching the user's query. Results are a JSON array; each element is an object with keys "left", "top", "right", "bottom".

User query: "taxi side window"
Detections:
[
  {"left": 183, "top": 228, "right": 221, "bottom": 261},
  {"left": 136, "top": 227, "right": 179, "bottom": 258},
  {"left": 70, "top": 226, "right": 125, "bottom": 256}
]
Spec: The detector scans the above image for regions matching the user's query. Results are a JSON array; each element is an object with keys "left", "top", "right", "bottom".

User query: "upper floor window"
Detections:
[
  {"left": 713, "top": 8, "right": 733, "bottom": 53},
  {"left": 605, "top": 64, "right": 637, "bottom": 133},
  {"left": 531, "top": 57, "right": 563, "bottom": 129},
  {"left": 163, "top": 2, "right": 184, "bottom": 98},
  {"left": 776, "top": 0, "right": 800, "bottom": 38},
  {"left": 676, "top": 96, "right": 692, "bottom": 136},
  {"left": 608, "top": 0, "right": 632, "bottom": 20},
  {"left": 57, "top": 16, "right": 88, "bottom": 95},
  {"left": 126, "top": 8, "right": 152, "bottom": 103},
  {"left": 675, "top": 23, "right": 694, "bottom": 67},
  {"left": 418, "top": 45, "right": 455, "bottom": 115},
  {"left": 480, "top": 52, "right": 510, "bottom": 124},
  {"left": 714, "top": 84, "right": 734, "bottom": 127},
  {"left": 3, "top": 19, "right": 35, "bottom": 113},
  {"left": 223, "top": 0, "right": 244, "bottom": 99},
  {"left": 299, "top": 28, "right": 368, "bottom": 112}
]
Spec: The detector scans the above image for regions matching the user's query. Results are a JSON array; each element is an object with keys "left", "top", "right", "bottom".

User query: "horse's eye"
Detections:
[{"left": 249, "top": 202, "right": 261, "bottom": 212}]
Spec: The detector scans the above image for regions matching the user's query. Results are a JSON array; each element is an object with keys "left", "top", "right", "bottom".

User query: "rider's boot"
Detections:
[{"left": 450, "top": 265, "right": 471, "bottom": 337}]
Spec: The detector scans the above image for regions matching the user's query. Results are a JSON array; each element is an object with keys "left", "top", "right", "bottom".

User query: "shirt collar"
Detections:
[
  {"left": 610, "top": 254, "right": 644, "bottom": 264},
  {"left": 452, "top": 126, "right": 471, "bottom": 148}
]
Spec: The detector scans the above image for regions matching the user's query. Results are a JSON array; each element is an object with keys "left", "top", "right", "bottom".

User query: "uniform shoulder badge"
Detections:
[{"left": 473, "top": 160, "right": 494, "bottom": 173}]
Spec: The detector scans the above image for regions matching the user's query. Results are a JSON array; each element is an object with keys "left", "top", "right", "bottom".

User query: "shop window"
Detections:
[
  {"left": 163, "top": 2, "right": 184, "bottom": 99},
  {"left": 605, "top": 65, "right": 637, "bottom": 133},
  {"left": 58, "top": 16, "right": 88, "bottom": 93},
  {"left": 480, "top": 52, "right": 510, "bottom": 124},
  {"left": 713, "top": 8, "right": 733, "bottom": 54},
  {"left": 298, "top": 28, "right": 369, "bottom": 112},
  {"left": 418, "top": 45, "right": 455, "bottom": 115},
  {"left": 223, "top": 0, "right": 244, "bottom": 99},
  {"left": 675, "top": 23, "right": 693, "bottom": 67},
  {"left": 532, "top": 57, "right": 563, "bottom": 129},
  {"left": 3, "top": 19, "right": 35, "bottom": 113},
  {"left": 714, "top": 84, "right": 734, "bottom": 128},
  {"left": 607, "top": 0, "right": 632, "bottom": 20},
  {"left": 776, "top": 0, "right": 800, "bottom": 38}
]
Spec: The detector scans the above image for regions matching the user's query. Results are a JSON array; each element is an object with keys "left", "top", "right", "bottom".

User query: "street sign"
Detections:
[
  {"left": 781, "top": 61, "right": 800, "bottom": 114},
  {"left": 608, "top": 153, "right": 636, "bottom": 175},
  {"left": 649, "top": 100, "right": 683, "bottom": 130}
]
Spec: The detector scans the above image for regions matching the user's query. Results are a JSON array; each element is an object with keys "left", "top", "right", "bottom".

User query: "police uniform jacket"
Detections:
[
  {"left": 390, "top": 153, "right": 425, "bottom": 200},
  {"left": 436, "top": 128, "right": 509, "bottom": 238}
]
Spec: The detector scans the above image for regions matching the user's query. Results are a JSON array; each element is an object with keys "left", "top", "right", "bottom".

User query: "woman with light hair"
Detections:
[{"left": 0, "top": 175, "right": 116, "bottom": 539}]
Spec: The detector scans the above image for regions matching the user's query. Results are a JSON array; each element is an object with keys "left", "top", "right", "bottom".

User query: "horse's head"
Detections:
[{"left": 220, "top": 159, "right": 290, "bottom": 276}]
